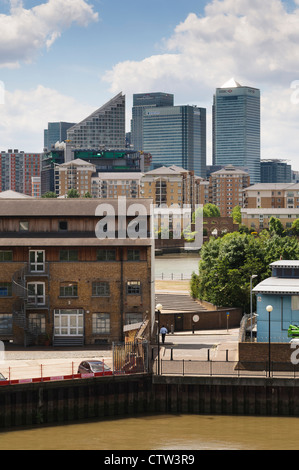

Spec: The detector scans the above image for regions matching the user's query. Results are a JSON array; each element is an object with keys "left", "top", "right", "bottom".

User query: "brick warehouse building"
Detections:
[{"left": 0, "top": 197, "right": 154, "bottom": 347}]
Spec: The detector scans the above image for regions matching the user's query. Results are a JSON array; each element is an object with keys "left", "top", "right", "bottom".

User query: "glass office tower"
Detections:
[
  {"left": 143, "top": 105, "right": 206, "bottom": 178},
  {"left": 213, "top": 79, "right": 260, "bottom": 183},
  {"left": 131, "top": 92, "right": 174, "bottom": 152}
]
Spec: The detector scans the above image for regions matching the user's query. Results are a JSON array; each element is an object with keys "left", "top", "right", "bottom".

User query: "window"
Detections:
[
  {"left": 59, "top": 250, "right": 78, "bottom": 261},
  {"left": 60, "top": 283, "right": 78, "bottom": 297},
  {"left": 0, "top": 314, "right": 12, "bottom": 334},
  {"left": 292, "top": 296, "right": 299, "bottom": 311},
  {"left": 0, "top": 251, "right": 13, "bottom": 262},
  {"left": 127, "top": 281, "right": 141, "bottom": 295},
  {"left": 27, "top": 282, "right": 45, "bottom": 305},
  {"left": 19, "top": 221, "right": 29, "bottom": 231},
  {"left": 0, "top": 283, "right": 12, "bottom": 297},
  {"left": 92, "top": 313, "right": 110, "bottom": 334},
  {"left": 127, "top": 249, "right": 140, "bottom": 261},
  {"left": 97, "top": 249, "right": 116, "bottom": 261},
  {"left": 29, "top": 250, "right": 45, "bottom": 272},
  {"left": 92, "top": 281, "right": 110, "bottom": 297},
  {"left": 59, "top": 221, "right": 68, "bottom": 231},
  {"left": 125, "top": 313, "right": 143, "bottom": 325}
]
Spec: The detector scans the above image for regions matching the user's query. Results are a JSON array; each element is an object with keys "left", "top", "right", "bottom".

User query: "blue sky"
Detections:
[{"left": 0, "top": 0, "right": 299, "bottom": 171}]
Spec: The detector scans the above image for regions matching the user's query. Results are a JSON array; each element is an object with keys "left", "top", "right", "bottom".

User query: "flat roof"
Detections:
[
  {"left": 270, "top": 260, "right": 299, "bottom": 268},
  {"left": 253, "top": 277, "right": 299, "bottom": 294}
]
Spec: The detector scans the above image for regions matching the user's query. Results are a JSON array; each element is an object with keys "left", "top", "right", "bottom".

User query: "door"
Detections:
[
  {"left": 29, "top": 250, "right": 45, "bottom": 272},
  {"left": 174, "top": 314, "right": 184, "bottom": 331},
  {"left": 54, "top": 309, "right": 84, "bottom": 336},
  {"left": 27, "top": 282, "right": 45, "bottom": 305}
]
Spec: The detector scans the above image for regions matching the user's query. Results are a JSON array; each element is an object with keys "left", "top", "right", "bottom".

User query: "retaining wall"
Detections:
[{"left": 1, "top": 374, "right": 299, "bottom": 430}]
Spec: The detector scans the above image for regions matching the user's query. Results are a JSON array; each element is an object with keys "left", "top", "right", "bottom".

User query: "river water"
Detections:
[
  {"left": 1, "top": 413, "right": 299, "bottom": 450},
  {"left": 154, "top": 253, "right": 200, "bottom": 279},
  {"left": 1, "top": 254, "right": 299, "bottom": 450}
]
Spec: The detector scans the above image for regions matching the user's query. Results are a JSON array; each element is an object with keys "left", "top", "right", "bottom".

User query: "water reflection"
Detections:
[{"left": 1, "top": 414, "right": 299, "bottom": 450}]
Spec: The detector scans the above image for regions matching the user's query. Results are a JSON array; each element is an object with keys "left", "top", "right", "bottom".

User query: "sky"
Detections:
[{"left": 0, "top": 0, "right": 299, "bottom": 171}]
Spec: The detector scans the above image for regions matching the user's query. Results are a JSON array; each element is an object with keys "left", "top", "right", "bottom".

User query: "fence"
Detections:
[
  {"left": 155, "top": 272, "right": 192, "bottom": 280},
  {"left": 153, "top": 358, "right": 299, "bottom": 379},
  {"left": 0, "top": 341, "right": 149, "bottom": 386}
]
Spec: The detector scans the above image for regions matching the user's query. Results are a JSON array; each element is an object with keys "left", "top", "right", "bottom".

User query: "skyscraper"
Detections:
[
  {"left": 131, "top": 92, "right": 174, "bottom": 152},
  {"left": 44, "top": 122, "right": 76, "bottom": 151},
  {"left": 142, "top": 105, "right": 206, "bottom": 178},
  {"left": 213, "top": 78, "right": 260, "bottom": 183},
  {"left": 67, "top": 93, "right": 126, "bottom": 149}
]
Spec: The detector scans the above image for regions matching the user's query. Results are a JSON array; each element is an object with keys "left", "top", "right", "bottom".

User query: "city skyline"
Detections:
[{"left": 0, "top": 0, "right": 299, "bottom": 170}]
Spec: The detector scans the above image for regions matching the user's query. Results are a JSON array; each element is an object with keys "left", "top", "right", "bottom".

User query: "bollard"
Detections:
[
  {"left": 226, "top": 349, "right": 229, "bottom": 362},
  {"left": 207, "top": 349, "right": 210, "bottom": 361},
  {"left": 170, "top": 348, "right": 173, "bottom": 361}
]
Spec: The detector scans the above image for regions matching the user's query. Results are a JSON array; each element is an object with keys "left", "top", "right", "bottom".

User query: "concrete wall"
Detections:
[{"left": 2, "top": 374, "right": 299, "bottom": 430}]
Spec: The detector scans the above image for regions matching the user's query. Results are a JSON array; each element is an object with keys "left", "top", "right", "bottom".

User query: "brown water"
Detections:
[{"left": 1, "top": 414, "right": 299, "bottom": 450}]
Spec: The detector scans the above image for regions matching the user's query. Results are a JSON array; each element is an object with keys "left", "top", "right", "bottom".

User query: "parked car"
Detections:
[
  {"left": 77, "top": 360, "right": 111, "bottom": 374},
  {"left": 0, "top": 372, "right": 7, "bottom": 381}
]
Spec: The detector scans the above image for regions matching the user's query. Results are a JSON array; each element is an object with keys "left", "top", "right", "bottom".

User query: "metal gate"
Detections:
[{"left": 112, "top": 340, "right": 149, "bottom": 374}]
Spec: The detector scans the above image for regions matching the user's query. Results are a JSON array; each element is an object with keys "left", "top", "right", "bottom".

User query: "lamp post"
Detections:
[
  {"left": 266, "top": 305, "right": 273, "bottom": 378},
  {"left": 250, "top": 275, "right": 258, "bottom": 342},
  {"left": 156, "top": 303, "right": 163, "bottom": 375}
]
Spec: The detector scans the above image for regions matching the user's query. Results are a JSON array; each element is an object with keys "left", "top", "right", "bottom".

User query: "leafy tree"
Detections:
[
  {"left": 192, "top": 231, "right": 299, "bottom": 312},
  {"left": 84, "top": 192, "right": 92, "bottom": 198},
  {"left": 292, "top": 218, "right": 299, "bottom": 235},
  {"left": 232, "top": 205, "right": 241, "bottom": 224},
  {"left": 41, "top": 192, "right": 57, "bottom": 198},
  {"left": 269, "top": 216, "right": 285, "bottom": 236},
  {"left": 67, "top": 189, "right": 80, "bottom": 198},
  {"left": 203, "top": 203, "right": 220, "bottom": 218}
]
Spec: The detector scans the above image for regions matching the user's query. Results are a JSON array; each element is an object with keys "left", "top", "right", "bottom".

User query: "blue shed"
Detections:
[{"left": 253, "top": 260, "right": 299, "bottom": 343}]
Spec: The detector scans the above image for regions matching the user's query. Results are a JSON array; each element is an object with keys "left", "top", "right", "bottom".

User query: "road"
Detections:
[{"left": 161, "top": 328, "right": 240, "bottom": 362}]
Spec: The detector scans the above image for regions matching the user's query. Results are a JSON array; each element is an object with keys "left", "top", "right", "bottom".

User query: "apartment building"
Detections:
[
  {"left": 241, "top": 208, "right": 299, "bottom": 232},
  {"left": 0, "top": 150, "right": 43, "bottom": 196},
  {"left": 91, "top": 172, "right": 143, "bottom": 199},
  {"left": 0, "top": 197, "right": 154, "bottom": 347},
  {"left": 243, "top": 183, "right": 299, "bottom": 209},
  {"left": 140, "top": 165, "right": 203, "bottom": 212},
  {"left": 210, "top": 165, "right": 250, "bottom": 217},
  {"left": 55, "top": 159, "right": 96, "bottom": 196}
]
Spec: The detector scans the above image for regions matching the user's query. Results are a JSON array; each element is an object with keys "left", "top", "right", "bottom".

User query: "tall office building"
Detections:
[
  {"left": 131, "top": 92, "right": 174, "bottom": 152},
  {"left": 213, "top": 78, "right": 260, "bottom": 184},
  {"left": 67, "top": 93, "right": 126, "bottom": 149},
  {"left": 44, "top": 122, "right": 76, "bottom": 151},
  {"left": 142, "top": 105, "right": 206, "bottom": 178}
]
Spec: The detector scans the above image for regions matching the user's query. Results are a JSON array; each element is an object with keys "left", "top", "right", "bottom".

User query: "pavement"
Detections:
[{"left": 0, "top": 328, "right": 240, "bottom": 381}]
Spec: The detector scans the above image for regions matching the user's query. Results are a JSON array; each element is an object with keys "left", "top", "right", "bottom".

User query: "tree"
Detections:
[
  {"left": 67, "top": 189, "right": 80, "bottom": 198},
  {"left": 292, "top": 218, "right": 299, "bottom": 235},
  {"left": 192, "top": 231, "right": 299, "bottom": 312},
  {"left": 269, "top": 216, "right": 285, "bottom": 236},
  {"left": 203, "top": 203, "right": 220, "bottom": 218},
  {"left": 41, "top": 192, "right": 57, "bottom": 198},
  {"left": 232, "top": 205, "right": 241, "bottom": 224}
]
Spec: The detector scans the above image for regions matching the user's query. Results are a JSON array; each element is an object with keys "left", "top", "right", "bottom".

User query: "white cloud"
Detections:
[
  {"left": 0, "top": 0, "right": 98, "bottom": 67},
  {"left": 0, "top": 85, "right": 94, "bottom": 151},
  {"left": 103, "top": 0, "right": 299, "bottom": 169}
]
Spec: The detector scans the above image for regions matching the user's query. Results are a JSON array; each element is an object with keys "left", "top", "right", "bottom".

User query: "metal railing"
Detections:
[
  {"left": 155, "top": 272, "right": 192, "bottom": 280},
  {"left": 153, "top": 358, "right": 299, "bottom": 379}
]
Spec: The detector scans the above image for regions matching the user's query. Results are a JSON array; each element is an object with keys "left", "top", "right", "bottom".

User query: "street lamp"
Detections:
[
  {"left": 156, "top": 303, "right": 163, "bottom": 375},
  {"left": 266, "top": 305, "right": 273, "bottom": 378},
  {"left": 250, "top": 275, "right": 258, "bottom": 342}
]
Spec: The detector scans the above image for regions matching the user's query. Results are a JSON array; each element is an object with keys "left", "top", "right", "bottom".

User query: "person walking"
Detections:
[{"left": 160, "top": 325, "right": 168, "bottom": 344}]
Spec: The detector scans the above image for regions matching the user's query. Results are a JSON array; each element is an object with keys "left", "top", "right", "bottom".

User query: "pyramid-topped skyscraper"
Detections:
[
  {"left": 67, "top": 92, "right": 126, "bottom": 149},
  {"left": 212, "top": 78, "right": 261, "bottom": 183}
]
